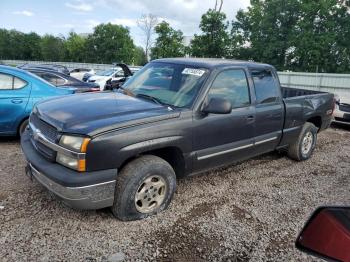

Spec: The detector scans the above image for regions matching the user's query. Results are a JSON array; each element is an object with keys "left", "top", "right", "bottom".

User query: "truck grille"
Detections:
[
  {"left": 29, "top": 113, "right": 58, "bottom": 161},
  {"left": 30, "top": 113, "right": 58, "bottom": 142}
]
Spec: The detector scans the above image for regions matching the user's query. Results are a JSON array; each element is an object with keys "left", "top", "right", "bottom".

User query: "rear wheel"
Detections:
[
  {"left": 287, "top": 122, "right": 318, "bottom": 161},
  {"left": 111, "top": 155, "right": 176, "bottom": 221}
]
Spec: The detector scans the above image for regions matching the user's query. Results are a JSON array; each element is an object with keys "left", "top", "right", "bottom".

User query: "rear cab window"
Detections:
[
  {"left": 0, "top": 73, "right": 27, "bottom": 90},
  {"left": 251, "top": 69, "right": 280, "bottom": 104}
]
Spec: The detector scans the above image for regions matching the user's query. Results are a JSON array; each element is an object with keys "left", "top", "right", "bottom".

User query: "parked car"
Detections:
[
  {"left": 70, "top": 68, "right": 95, "bottom": 81},
  {"left": 18, "top": 63, "right": 70, "bottom": 75},
  {"left": 129, "top": 66, "right": 142, "bottom": 74},
  {"left": 21, "top": 58, "right": 334, "bottom": 221},
  {"left": 296, "top": 206, "right": 350, "bottom": 261},
  {"left": 104, "top": 63, "right": 134, "bottom": 90},
  {"left": 0, "top": 65, "right": 74, "bottom": 136},
  {"left": 86, "top": 64, "right": 133, "bottom": 91},
  {"left": 82, "top": 72, "right": 94, "bottom": 82},
  {"left": 27, "top": 68, "right": 100, "bottom": 93},
  {"left": 333, "top": 95, "right": 350, "bottom": 125}
]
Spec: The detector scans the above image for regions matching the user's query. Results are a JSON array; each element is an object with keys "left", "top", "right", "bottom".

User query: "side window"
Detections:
[
  {"left": 251, "top": 69, "right": 279, "bottom": 104},
  {"left": 55, "top": 76, "right": 66, "bottom": 86},
  {"left": 115, "top": 71, "right": 125, "bottom": 77},
  {"left": 39, "top": 73, "right": 56, "bottom": 85},
  {"left": 0, "top": 73, "right": 27, "bottom": 90},
  {"left": 41, "top": 73, "right": 65, "bottom": 86},
  {"left": 207, "top": 69, "right": 250, "bottom": 109},
  {"left": 13, "top": 77, "right": 27, "bottom": 89}
]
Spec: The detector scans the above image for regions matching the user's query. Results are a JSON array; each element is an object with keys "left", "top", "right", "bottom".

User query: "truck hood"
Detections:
[{"left": 36, "top": 92, "right": 179, "bottom": 136}]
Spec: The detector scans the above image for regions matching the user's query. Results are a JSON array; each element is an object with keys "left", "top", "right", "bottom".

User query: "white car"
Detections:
[
  {"left": 87, "top": 67, "right": 125, "bottom": 91},
  {"left": 333, "top": 95, "right": 350, "bottom": 125},
  {"left": 70, "top": 68, "right": 95, "bottom": 81}
]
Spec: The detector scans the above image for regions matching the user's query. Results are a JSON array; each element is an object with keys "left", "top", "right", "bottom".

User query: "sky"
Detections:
[{"left": 0, "top": 0, "right": 250, "bottom": 46}]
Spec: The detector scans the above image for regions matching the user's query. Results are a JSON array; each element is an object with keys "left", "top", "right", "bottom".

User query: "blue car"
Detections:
[{"left": 0, "top": 65, "right": 74, "bottom": 136}]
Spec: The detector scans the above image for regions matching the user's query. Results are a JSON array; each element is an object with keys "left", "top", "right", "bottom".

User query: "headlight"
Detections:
[
  {"left": 57, "top": 135, "right": 90, "bottom": 172},
  {"left": 56, "top": 153, "right": 79, "bottom": 170},
  {"left": 59, "top": 135, "right": 90, "bottom": 152},
  {"left": 56, "top": 153, "right": 86, "bottom": 172}
]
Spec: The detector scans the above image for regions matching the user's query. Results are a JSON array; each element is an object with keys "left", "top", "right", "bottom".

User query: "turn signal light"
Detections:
[{"left": 78, "top": 159, "right": 86, "bottom": 172}]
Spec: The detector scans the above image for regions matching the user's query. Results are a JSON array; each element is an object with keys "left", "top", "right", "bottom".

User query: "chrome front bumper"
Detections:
[
  {"left": 27, "top": 163, "right": 116, "bottom": 210},
  {"left": 333, "top": 106, "right": 350, "bottom": 125}
]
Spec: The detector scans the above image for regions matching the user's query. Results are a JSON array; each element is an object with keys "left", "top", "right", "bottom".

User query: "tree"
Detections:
[
  {"left": 0, "top": 29, "right": 11, "bottom": 59},
  {"left": 150, "top": 21, "right": 185, "bottom": 60},
  {"left": 231, "top": 0, "right": 301, "bottom": 69},
  {"left": 190, "top": 9, "right": 230, "bottom": 58},
  {"left": 40, "top": 34, "right": 65, "bottom": 61},
  {"left": 23, "top": 32, "right": 42, "bottom": 60},
  {"left": 137, "top": 14, "right": 158, "bottom": 61},
  {"left": 232, "top": 0, "right": 350, "bottom": 73},
  {"left": 133, "top": 46, "right": 147, "bottom": 65},
  {"left": 85, "top": 23, "right": 135, "bottom": 64},
  {"left": 290, "top": 0, "right": 350, "bottom": 73},
  {"left": 65, "top": 32, "right": 87, "bottom": 62}
]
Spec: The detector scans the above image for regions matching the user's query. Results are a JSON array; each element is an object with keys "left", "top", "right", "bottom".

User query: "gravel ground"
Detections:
[{"left": 1, "top": 124, "right": 350, "bottom": 262}]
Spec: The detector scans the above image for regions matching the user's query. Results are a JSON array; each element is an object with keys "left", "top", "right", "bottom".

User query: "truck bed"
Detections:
[
  {"left": 281, "top": 86, "right": 327, "bottom": 98},
  {"left": 278, "top": 86, "right": 334, "bottom": 147}
]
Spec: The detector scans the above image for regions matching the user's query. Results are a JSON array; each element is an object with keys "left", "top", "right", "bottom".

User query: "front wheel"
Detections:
[
  {"left": 288, "top": 122, "right": 318, "bottom": 161},
  {"left": 111, "top": 155, "right": 176, "bottom": 221}
]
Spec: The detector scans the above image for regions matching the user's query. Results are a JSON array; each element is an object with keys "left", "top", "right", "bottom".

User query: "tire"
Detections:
[
  {"left": 287, "top": 122, "right": 318, "bottom": 161},
  {"left": 111, "top": 155, "right": 176, "bottom": 221},
  {"left": 19, "top": 119, "right": 29, "bottom": 136}
]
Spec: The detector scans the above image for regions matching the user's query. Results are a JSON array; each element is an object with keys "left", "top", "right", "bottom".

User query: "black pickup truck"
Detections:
[{"left": 21, "top": 58, "right": 335, "bottom": 221}]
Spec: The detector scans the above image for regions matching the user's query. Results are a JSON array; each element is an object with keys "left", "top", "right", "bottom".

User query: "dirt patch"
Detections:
[{"left": 1, "top": 127, "right": 350, "bottom": 261}]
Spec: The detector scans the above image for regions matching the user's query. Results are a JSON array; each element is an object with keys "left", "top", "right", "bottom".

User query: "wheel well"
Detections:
[
  {"left": 17, "top": 117, "right": 29, "bottom": 135},
  {"left": 120, "top": 147, "right": 186, "bottom": 178},
  {"left": 307, "top": 116, "right": 322, "bottom": 131}
]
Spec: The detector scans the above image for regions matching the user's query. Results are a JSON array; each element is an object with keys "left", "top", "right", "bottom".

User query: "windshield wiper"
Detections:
[
  {"left": 119, "top": 86, "right": 134, "bottom": 96},
  {"left": 135, "top": 93, "right": 175, "bottom": 109},
  {"left": 136, "top": 93, "right": 163, "bottom": 105}
]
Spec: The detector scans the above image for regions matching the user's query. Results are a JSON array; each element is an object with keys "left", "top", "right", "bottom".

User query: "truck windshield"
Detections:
[{"left": 121, "top": 62, "right": 209, "bottom": 108}]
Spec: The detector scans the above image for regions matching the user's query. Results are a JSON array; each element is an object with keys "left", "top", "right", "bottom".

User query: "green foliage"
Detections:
[
  {"left": 85, "top": 23, "right": 135, "bottom": 64},
  {"left": 290, "top": 0, "right": 350, "bottom": 73},
  {"left": 64, "top": 32, "right": 87, "bottom": 62},
  {"left": 0, "top": 25, "right": 139, "bottom": 64},
  {"left": 0, "top": 29, "right": 42, "bottom": 60},
  {"left": 150, "top": 21, "right": 185, "bottom": 60},
  {"left": 133, "top": 46, "right": 147, "bottom": 65},
  {"left": 190, "top": 9, "right": 230, "bottom": 58},
  {"left": 40, "top": 34, "right": 65, "bottom": 61},
  {"left": 232, "top": 0, "right": 350, "bottom": 73}
]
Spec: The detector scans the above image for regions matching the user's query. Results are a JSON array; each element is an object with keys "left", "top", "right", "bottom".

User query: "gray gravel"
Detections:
[{"left": 1, "top": 125, "right": 350, "bottom": 261}]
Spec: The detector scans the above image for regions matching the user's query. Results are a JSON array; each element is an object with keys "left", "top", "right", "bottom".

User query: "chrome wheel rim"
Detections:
[
  {"left": 302, "top": 131, "right": 313, "bottom": 155},
  {"left": 135, "top": 175, "right": 167, "bottom": 214}
]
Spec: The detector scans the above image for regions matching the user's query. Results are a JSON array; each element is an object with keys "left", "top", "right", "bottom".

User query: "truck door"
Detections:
[
  {"left": 250, "top": 69, "right": 284, "bottom": 154},
  {"left": 193, "top": 68, "right": 256, "bottom": 172},
  {"left": 0, "top": 72, "right": 30, "bottom": 134}
]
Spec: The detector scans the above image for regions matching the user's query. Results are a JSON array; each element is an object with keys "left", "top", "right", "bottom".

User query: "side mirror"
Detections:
[
  {"left": 202, "top": 97, "right": 232, "bottom": 114},
  {"left": 296, "top": 206, "right": 350, "bottom": 262}
]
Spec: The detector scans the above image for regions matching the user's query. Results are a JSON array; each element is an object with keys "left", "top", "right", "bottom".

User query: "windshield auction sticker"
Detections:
[{"left": 182, "top": 68, "right": 206, "bottom": 77}]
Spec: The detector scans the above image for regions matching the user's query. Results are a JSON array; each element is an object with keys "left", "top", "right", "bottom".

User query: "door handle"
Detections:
[
  {"left": 11, "top": 99, "right": 23, "bottom": 104},
  {"left": 246, "top": 115, "right": 255, "bottom": 122}
]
